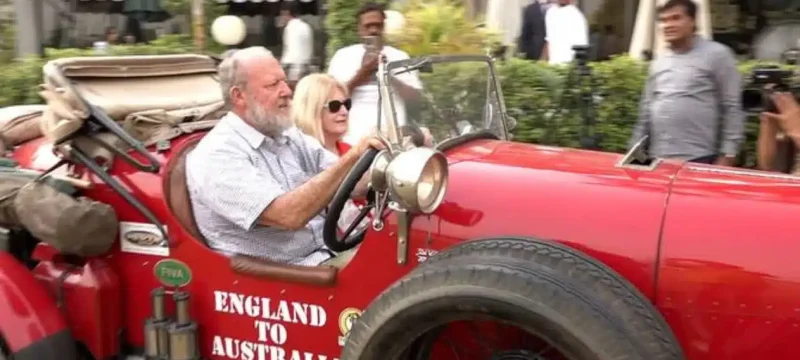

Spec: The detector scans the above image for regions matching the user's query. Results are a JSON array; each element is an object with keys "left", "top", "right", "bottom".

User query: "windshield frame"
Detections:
[{"left": 376, "top": 54, "right": 510, "bottom": 149}]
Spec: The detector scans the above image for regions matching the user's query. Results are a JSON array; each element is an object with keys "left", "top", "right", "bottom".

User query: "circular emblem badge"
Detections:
[
  {"left": 338, "top": 307, "right": 362, "bottom": 335},
  {"left": 153, "top": 259, "right": 192, "bottom": 288}
]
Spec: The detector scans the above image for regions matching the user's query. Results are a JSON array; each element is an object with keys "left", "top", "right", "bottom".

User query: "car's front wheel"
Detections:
[{"left": 341, "top": 238, "right": 684, "bottom": 360}]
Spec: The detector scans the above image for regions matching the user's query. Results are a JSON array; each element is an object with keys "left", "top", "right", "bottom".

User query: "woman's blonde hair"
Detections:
[{"left": 292, "top": 73, "right": 349, "bottom": 144}]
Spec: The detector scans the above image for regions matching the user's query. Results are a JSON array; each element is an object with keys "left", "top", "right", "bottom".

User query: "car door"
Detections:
[{"left": 657, "top": 163, "right": 800, "bottom": 360}]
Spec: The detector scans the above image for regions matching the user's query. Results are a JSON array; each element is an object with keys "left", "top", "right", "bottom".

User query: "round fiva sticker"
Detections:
[
  {"left": 337, "top": 307, "right": 362, "bottom": 346},
  {"left": 153, "top": 259, "right": 193, "bottom": 287}
]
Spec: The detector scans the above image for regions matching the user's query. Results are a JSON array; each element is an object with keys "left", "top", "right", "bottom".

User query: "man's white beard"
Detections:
[{"left": 245, "top": 95, "right": 293, "bottom": 137}]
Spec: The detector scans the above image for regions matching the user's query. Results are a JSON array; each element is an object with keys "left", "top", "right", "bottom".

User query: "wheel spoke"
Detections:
[{"left": 404, "top": 320, "right": 563, "bottom": 360}]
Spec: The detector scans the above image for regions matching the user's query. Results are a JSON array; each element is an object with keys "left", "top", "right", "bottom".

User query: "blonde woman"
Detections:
[
  {"left": 293, "top": 73, "right": 434, "bottom": 155},
  {"left": 292, "top": 73, "right": 354, "bottom": 156},
  {"left": 292, "top": 73, "right": 369, "bottom": 240}
]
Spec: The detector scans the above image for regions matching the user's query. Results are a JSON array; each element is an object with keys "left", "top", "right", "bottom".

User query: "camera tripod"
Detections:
[{"left": 547, "top": 46, "right": 602, "bottom": 150}]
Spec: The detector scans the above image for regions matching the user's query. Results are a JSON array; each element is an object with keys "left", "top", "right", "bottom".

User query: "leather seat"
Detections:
[
  {"left": 162, "top": 136, "right": 337, "bottom": 287},
  {"left": 163, "top": 137, "right": 206, "bottom": 244}
]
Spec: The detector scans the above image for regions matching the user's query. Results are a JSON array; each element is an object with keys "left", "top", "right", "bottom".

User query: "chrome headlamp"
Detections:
[{"left": 371, "top": 147, "right": 448, "bottom": 214}]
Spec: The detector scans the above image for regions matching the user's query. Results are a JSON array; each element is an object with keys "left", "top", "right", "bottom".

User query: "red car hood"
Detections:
[
  {"left": 433, "top": 138, "right": 685, "bottom": 300},
  {"left": 443, "top": 138, "right": 660, "bottom": 177}
]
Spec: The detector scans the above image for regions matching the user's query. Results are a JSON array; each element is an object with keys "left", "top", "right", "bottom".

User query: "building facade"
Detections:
[
  {"left": 630, "top": 0, "right": 800, "bottom": 61},
  {"left": 13, "top": 0, "right": 800, "bottom": 61},
  {"left": 477, "top": 0, "right": 800, "bottom": 61}
]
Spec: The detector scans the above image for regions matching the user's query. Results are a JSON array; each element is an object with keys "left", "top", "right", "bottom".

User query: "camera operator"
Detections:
[
  {"left": 757, "top": 92, "right": 800, "bottom": 172},
  {"left": 628, "top": 0, "right": 744, "bottom": 166}
]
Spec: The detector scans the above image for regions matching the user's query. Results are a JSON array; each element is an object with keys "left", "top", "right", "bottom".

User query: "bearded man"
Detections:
[{"left": 186, "top": 46, "right": 384, "bottom": 268}]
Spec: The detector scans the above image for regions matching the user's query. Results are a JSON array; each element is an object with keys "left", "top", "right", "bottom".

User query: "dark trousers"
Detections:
[{"left": 689, "top": 154, "right": 718, "bottom": 164}]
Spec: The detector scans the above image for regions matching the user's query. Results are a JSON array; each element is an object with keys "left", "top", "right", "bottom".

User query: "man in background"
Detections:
[
  {"left": 601, "top": 25, "right": 621, "bottom": 60},
  {"left": 542, "top": 0, "right": 589, "bottom": 64},
  {"left": 540, "top": 0, "right": 555, "bottom": 13},
  {"left": 327, "top": 2, "right": 421, "bottom": 145},
  {"left": 628, "top": 0, "right": 744, "bottom": 165},
  {"left": 94, "top": 26, "right": 119, "bottom": 54},
  {"left": 105, "top": 26, "right": 119, "bottom": 44},
  {"left": 517, "top": 0, "right": 547, "bottom": 61},
  {"left": 279, "top": 2, "right": 314, "bottom": 87}
]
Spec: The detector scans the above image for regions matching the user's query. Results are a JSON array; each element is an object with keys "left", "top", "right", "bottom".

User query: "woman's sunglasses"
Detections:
[{"left": 325, "top": 99, "right": 352, "bottom": 113}]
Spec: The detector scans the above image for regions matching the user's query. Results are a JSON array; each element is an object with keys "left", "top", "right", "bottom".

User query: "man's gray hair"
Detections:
[{"left": 218, "top": 46, "right": 275, "bottom": 106}]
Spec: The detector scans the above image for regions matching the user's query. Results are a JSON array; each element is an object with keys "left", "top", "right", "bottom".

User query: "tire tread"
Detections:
[
  {"left": 345, "top": 259, "right": 649, "bottom": 360},
  {"left": 416, "top": 237, "right": 683, "bottom": 360}
]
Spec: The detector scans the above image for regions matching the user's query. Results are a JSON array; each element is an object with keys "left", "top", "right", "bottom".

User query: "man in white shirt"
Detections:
[
  {"left": 327, "top": 2, "right": 422, "bottom": 145},
  {"left": 543, "top": 0, "right": 589, "bottom": 65},
  {"left": 540, "top": 0, "right": 554, "bottom": 14},
  {"left": 279, "top": 2, "right": 314, "bottom": 84}
]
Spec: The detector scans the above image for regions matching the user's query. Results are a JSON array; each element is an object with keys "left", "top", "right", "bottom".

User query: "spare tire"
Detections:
[{"left": 341, "top": 238, "right": 684, "bottom": 360}]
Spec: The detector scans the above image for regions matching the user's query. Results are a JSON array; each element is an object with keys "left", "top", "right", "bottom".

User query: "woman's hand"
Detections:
[
  {"left": 759, "top": 112, "right": 780, "bottom": 137},
  {"left": 762, "top": 92, "right": 800, "bottom": 146},
  {"left": 756, "top": 113, "right": 780, "bottom": 171},
  {"left": 364, "top": 124, "right": 434, "bottom": 149},
  {"left": 419, "top": 126, "right": 434, "bottom": 147}
]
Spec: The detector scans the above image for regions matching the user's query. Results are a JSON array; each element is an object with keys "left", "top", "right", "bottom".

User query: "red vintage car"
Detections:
[{"left": 0, "top": 52, "right": 796, "bottom": 360}]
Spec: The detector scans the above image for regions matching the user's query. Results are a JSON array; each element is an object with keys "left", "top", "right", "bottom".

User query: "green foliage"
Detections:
[
  {"left": 141, "top": 0, "right": 227, "bottom": 53},
  {"left": 408, "top": 54, "right": 774, "bottom": 168},
  {"left": 0, "top": 57, "right": 43, "bottom": 106},
  {"left": 0, "top": 37, "right": 781, "bottom": 168},
  {"left": 316, "top": 0, "right": 768, "bottom": 166},
  {"left": 324, "top": 0, "right": 498, "bottom": 58},
  {"left": 0, "top": 0, "right": 15, "bottom": 63},
  {"left": 161, "top": 0, "right": 191, "bottom": 15},
  {"left": 493, "top": 55, "right": 769, "bottom": 167},
  {"left": 388, "top": 0, "right": 498, "bottom": 57},
  {"left": 409, "top": 61, "right": 493, "bottom": 137},
  {"left": 0, "top": 35, "right": 200, "bottom": 106}
]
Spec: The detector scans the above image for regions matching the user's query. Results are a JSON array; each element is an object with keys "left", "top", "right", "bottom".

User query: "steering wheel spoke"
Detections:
[
  {"left": 322, "top": 148, "right": 380, "bottom": 252},
  {"left": 340, "top": 203, "right": 374, "bottom": 238}
]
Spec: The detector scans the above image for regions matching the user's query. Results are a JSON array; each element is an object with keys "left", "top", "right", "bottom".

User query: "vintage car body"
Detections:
[
  {"left": 0, "top": 53, "right": 798, "bottom": 360},
  {"left": 437, "top": 140, "right": 800, "bottom": 359}
]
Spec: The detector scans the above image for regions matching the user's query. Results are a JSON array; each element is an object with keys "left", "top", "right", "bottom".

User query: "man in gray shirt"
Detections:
[{"left": 629, "top": 0, "right": 744, "bottom": 165}]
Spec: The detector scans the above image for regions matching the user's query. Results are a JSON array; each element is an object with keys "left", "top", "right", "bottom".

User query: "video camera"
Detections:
[{"left": 742, "top": 65, "right": 798, "bottom": 113}]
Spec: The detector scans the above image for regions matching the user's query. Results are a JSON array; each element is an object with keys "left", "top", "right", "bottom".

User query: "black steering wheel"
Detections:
[{"left": 323, "top": 148, "right": 380, "bottom": 252}]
